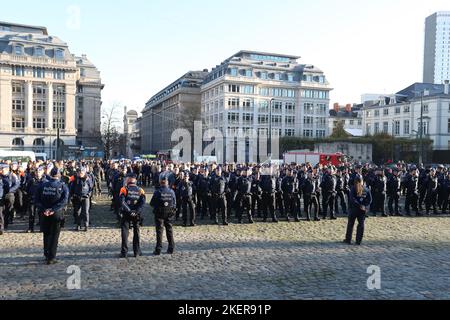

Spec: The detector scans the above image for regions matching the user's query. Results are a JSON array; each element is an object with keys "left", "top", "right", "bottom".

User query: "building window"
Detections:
[
  {"left": 418, "top": 122, "right": 429, "bottom": 135},
  {"left": 245, "top": 70, "right": 252, "bottom": 77},
  {"left": 53, "top": 102, "right": 65, "bottom": 113},
  {"left": 285, "top": 116, "right": 295, "bottom": 126},
  {"left": 242, "top": 85, "right": 254, "bottom": 94},
  {"left": 394, "top": 121, "right": 400, "bottom": 136},
  {"left": 33, "top": 84, "right": 46, "bottom": 95},
  {"left": 383, "top": 122, "right": 389, "bottom": 133},
  {"left": 374, "top": 123, "right": 380, "bottom": 134},
  {"left": 33, "top": 67, "right": 45, "bottom": 78},
  {"left": 14, "top": 45, "right": 23, "bottom": 55},
  {"left": 258, "top": 115, "right": 268, "bottom": 124},
  {"left": 229, "top": 68, "right": 238, "bottom": 77},
  {"left": 395, "top": 107, "right": 401, "bottom": 114},
  {"left": 33, "top": 118, "right": 46, "bottom": 129},
  {"left": 53, "top": 118, "right": 66, "bottom": 129},
  {"left": 285, "top": 129, "right": 295, "bottom": 136},
  {"left": 285, "top": 102, "right": 295, "bottom": 113},
  {"left": 423, "top": 104, "right": 429, "bottom": 113},
  {"left": 374, "top": 110, "right": 380, "bottom": 117},
  {"left": 303, "top": 129, "right": 313, "bottom": 138},
  {"left": 12, "top": 138, "right": 24, "bottom": 148},
  {"left": 55, "top": 49, "right": 64, "bottom": 60},
  {"left": 12, "top": 66, "right": 25, "bottom": 77},
  {"left": 404, "top": 120, "right": 410, "bottom": 135},
  {"left": 349, "top": 120, "right": 354, "bottom": 125},
  {"left": 33, "top": 138, "right": 45, "bottom": 153},
  {"left": 12, "top": 99, "right": 25, "bottom": 111},
  {"left": 228, "top": 85, "right": 240, "bottom": 93},
  {"left": 12, "top": 82, "right": 24, "bottom": 93},
  {"left": 33, "top": 100, "right": 46, "bottom": 112},
  {"left": 384, "top": 109, "right": 389, "bottom": 116},
  {"left": 366, "top": 111, "right": 372, "bottom": 117},
  {"left": 53, "top": 69, "right": 65, "bottom": 80},
  {"left": 366, "top": 123, "right": 372, "bottom": 135},
  {"left": 227, "top": 98, "right": 239, "bottom": 109},
  {"left": 53, "top": 85, "right": 65, "bottom": 97},
  {"left": 404, "top": 105, "right": 410, "bottom": 113},
  {"left": 12, "top": 117, "right": 25, "bottom": 129},
  {"left": 304, "top": 103, "right": 314, "bottom": 114},
  {"left": 316, "top": 130, "right": 326, "bottom": 138},
  {"left": 358, "top": 120, "right": 362, "bottom": 126},
  {"left": 34, "top": 47, "right": 44, "bottom": 57}
]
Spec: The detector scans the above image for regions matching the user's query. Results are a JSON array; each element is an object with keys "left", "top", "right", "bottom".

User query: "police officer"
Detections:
[
  {"left": 112, "top": 166, "right": 128, "bottom": 223},
  {"left": 344, "top": 176, "right": 372, "bottom": 246},
  {"left": 27, "top": 166, "right": 46, "bottom": 233},
  {"left": 441, "top": 171, "right": 450, "bottom": 215},
  {"left": 281, "top": 169, "right": 298, "bottom": 222},
  {"left": 1, "top": 164, "right": 19, "bottom": 229},
  {"left": 35, "top": 168, "right": 69, "bottom": 265},
  {"left": 371, "top": 169, "right": 387, "bottom": 217},
  {"left": 301, "top": 170, "right": 320, "bottom": 221},
  {"left": 387, "top": 168, "right": 402, "bottom": 216},
  {"left": 0, "top": 164, "right": 6, "bottom": 235},
  {"left": 150, "top": 177, "right": 176, "bottom": 255},
  {"left": 236, "top": 169, "right": 254, "bottom": 224},
  {"left": 178, "top": 173, "right": 196, "bottom": 227},
  {"left": 424, "top": 168, "right": 438, "bottom": 216},
  {"left": 404, "top": 167, "right": 420, "bottom": 217},
  {"left": 250, "top": 171, "right": 263, "bottom": 219},
  {"left": 260, "top": 166, "right": 278, "bottom": 223},
  {"left": 436, "top": 165, "right": 446, "bottom": 211},
  {"left": 69, "top": 167, "right": 93, "bottom": 232},
  {"left": 196, "top": 168, "right": 210, "bottom": 220},
  {"left": 320, "top": 167, "right": 337, "bottom": 220},
  {"left": 119, "top": 174, "right": 146, "bottom": 258},
  {"left": 334, "top": 168, "right": 348, "bottom": 216},
  {"left": 209, "top": 167, "right": 228, "bottom": 225}
]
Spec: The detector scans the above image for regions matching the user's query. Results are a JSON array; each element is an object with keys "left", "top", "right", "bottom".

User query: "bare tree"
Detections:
[{"left": 101, "top": 103, "right": 123, "bottom": 160}]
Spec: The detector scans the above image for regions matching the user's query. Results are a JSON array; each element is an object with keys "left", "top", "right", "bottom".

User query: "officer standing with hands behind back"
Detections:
[
  {"left": 150, "top": 177, "right": 176, "bottom": 256},
  {"left": 35, "top": 167, "right": 69, "bottom": 265}
]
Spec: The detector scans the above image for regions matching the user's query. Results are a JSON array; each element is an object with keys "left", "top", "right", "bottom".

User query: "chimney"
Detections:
[
  {"left": 445, "top": 80, "right": 449, "bottom": 95},
  {"left": 333, "top": 103, "right": 340, "bottom": 112},
  {"left": 345, "top": 104, "right": 352, "bottom": 113}
]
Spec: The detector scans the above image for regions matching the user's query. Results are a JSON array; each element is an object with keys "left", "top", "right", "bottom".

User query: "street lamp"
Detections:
[{"left": 268, "top": 98, "right": 275, "bottom": 162}]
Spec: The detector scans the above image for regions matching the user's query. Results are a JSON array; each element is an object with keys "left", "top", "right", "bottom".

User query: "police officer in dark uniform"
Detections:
[
  {"left": 112, "top": 166, "right": 128, "bottom": 223},
  {"left": 26, "top": 166, "right": 46, "bottom": 233},
  {"left": 387, "top": 168, "right": 402, "bottom": 216},
  {"left": 250, "top": 171, "right": 263, "bottom": 219},
  {"left": 260, "top": 166, "right": 278, "bottom": 223},
  {"left": 70, "top": 167, "right": 93, "bottom": 232},
  {"left": 281, "top": 169, "right": 299, "bottom": 222},
  {"left": 418, "top": 166, "right": 428, "bottom": 211},
  {"left": 0, "top": 164, "right": 6, "bottom": 236},
  {"left": 178, "top": 173, "right": 196, "bottom": 227},
  {"left": 424, "top": 168, "right": 438, "bottom": 216},
  {"left": 119, "top": 174, "right": 146, "bottom": 258},
  {"left": 442, "top": 171, "right": 450, "bottom": 215},
  {"left": 275, "top": 169, "right": 285, "bottom": 218},
  {"left": 301, "top": 170, "right": 320, "bottom": 221},
  {"left": 209, "top": 167, "right": 228, "bottom": 225},
  {"left": 404, "top": 167, "right": 420, "bottom": 216},
  {"left": 436, "top": 165, "right": 446, "bottom": 211},
  {"left": 334, "top": 168, "right": 348, "bottom": 216},
  {"left": 35, "top": 168, "right": 69, "bottom": 265},
  {"left": 196, "top": 168, "right": 210, "bottom": 220},
  {"left": 371, "top": 169, "right": 388, "bottom": 217},
  {"left": 320, "top": 167, "right": 337, "bottom": 220},
  {"left": 1, "top": 165, "right": 19, "bottom": 229},
  {"left": 236, "top": 168, "right": 254, "bottom": 224},
  {"left": 150, "top": 177, "right": 176, "bottom": 255},
  {"left": 344, "top": 176, "right": 372, "bottom": 246}
]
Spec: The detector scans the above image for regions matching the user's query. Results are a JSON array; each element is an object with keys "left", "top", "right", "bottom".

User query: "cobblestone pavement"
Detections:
[{"left": 1, "top": 188, "right": 449, "bottom": 300}]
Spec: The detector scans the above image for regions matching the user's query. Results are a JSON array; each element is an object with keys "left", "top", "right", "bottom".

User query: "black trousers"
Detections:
[
  {"left": 442, "top": 191, "right": 450, "bottom": 214},
  {"left": 226, "top": 191, "right": 236, "bottom": 217},
  {"left": 237, "top": 194, "right": 253, "bottom": 222},
  {"left": 283, "top": 192, "right": 297, "bottom": 219},
  {"left": 211, "top": 194, "right": 227, "bottom": 223},
  {"left": 322, "top": 192, "right": 336, "bottom": 219},
  {"left": 425, "top": 191, "right": 438, "bottom": 214},
  {"left": 335, "top": 190, "right": 348, "bottom": 215},
  {"left": 405, "top": 193, "right": 419, "bottom": 215},
  {"left": 372, "top": 192, "right": 386, "bottom": 215},
  {"left": 155, "top": 209, "right": 175, "bottom": 251},
  {"left": 387, "top": 193, "right": 400, "bottom": 215},
  {"left": 419, "top": 187, "right": 426, "bottom": 209},
  {"left": 345, "top": 209, "right": 366, "bottom": 244},
  {"left": 42, "top": 211, "right": 63, "bottom": 261},
  {"left": 251, "top": 194, "right": 262, "bottom": 217},
  {"left": 182, "top": 196, "right": 196, "bottom": 225},
  {"left": 28, "top": 204, "right": 39, "bottom": 231},
  {"left": 14, "top": 189, "right": 24, "bottom": 217},
  {"left": 121, "top": 217, "right": 140, "bottom": 255},
  {"left": 4, "top": 193, "right": 15, "bottom": 228},
  {"left": 0, "top": 202, "right": 4, "bottom": 232},
  {"left": 275, "top": 192, "right": 284, "bottom": 216},
  {"left": 304, "top": 194, "right": 319, "bottom": 220},
  {"left": 261, "top": 192, "right": 277, "bottom": 221},
  {"left": 73, "top": 197, "right": 90, "bottom": 227},
  {"left": 198, "top": 192, "right": 210, "bottom": 219}
]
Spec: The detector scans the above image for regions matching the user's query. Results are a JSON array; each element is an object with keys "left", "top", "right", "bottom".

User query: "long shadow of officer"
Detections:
[{"left": 150, "top": 177, "right": 176, "bottom": 256}]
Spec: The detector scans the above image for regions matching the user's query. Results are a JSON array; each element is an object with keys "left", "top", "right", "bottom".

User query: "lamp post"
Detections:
[
  {"left": 56, "top": 102, "right": 61, "bottom": 161},
  {"left": 268, "top": 98, "right": 275, "bottom": 162},
  {"left": 419, "top": 91, "right": 424, "bottom": 165}
]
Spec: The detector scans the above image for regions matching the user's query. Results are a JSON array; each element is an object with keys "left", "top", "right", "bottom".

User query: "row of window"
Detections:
[
  {"left": 225, "top": 113, "right": 296, "bottom": 125},
  {"left": 12, "top": 66, "right": 66, "bottom": 80},
  {"left": 366, "top": 120, "right": 416, "bottom": 136},
  {"left": 11, "top": 100, "right": 65, "bottom": 113},
  {"left": 13, "top": 45, "right": 64, "bottom": 59},
  {"left": 12, "top": 82, "right": 66, "bottom": 96},
  {"left": 12, "top": 117, "right": 66, "bottom": 129},
  {"left": 227, "top": 68, "right": 297, "bottom": 82},
  {"left": 300, "top": 90, "right": 329, "bottom": 100}
]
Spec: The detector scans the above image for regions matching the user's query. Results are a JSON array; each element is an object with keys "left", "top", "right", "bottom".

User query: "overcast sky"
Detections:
[{"left": 2, "top": 0, "right": 449, "bottom": 115}]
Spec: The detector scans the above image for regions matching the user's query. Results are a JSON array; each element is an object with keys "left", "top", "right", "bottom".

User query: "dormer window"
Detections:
[
  {"left": 14, "top": 45, "right": 24, "bottom": 56},
  {"left": 55, "top": 49, "right": 64, "bottom": 60},
  {"left": 35, "top": 47, "right": 44, "bottom": 57}
]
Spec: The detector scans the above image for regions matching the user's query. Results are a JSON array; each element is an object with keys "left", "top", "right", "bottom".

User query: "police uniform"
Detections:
[
  {"left": 2, "top": 170, "right": 19, "bottom": 229},
  {"left": 196, "top": 173, "right": 210, "bottom": 220},
  {"left": 236, "top": 173, "right": 254, "bottom": 224},
  {"left": 69, "top": 169, "right": 93, "bottom": 231},
  {"left": 404, "top": 170, "right": 420, "bottom": 216},
  {"left": 344, "top": 184, "right": 372, "bottom": 245},
  {"left": 301, "top": 174, "right": 320, "bottom": 221},
  {"left": 178, "top": 179, "right": 196, "bottom": 226},
  {"left": 27, "top": 167, "right": 46, "bottom": 233},
  {"left": 0, "top": 165, "right": 6, "bottom": 235},
  {"left": 119, "top": 177, "right": 146, "bottom": 258},
  {"left": 260, "top": 173, "right": 278, "bottom": 223},
  {"left": 386, "top": 171, "right": 401, "bottom": 216},
  {"left": 424, "top": 170, "right": 438, "bottom": 215},
  {"left": 250, "top": 174, "right": 263, "bottom": 219},
  {"left": 209, "top": 173, "right": 228, "bottom": 225},
  {"left": 150, "top": 184, "right": 176, "bottom": 255},
  {"left": 371, "top": 173, "right": 387, "bottom": 217},
  {"left": 320, "top": 171, "right": 337, "bottom": 220},
  {"left": 35, "top": 168, "right": 69, "bottom": 264},
  {"left": 281, "top": 173, "right": 298, "bottom": 222}
]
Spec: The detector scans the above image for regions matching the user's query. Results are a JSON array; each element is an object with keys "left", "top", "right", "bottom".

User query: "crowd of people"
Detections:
[{"left": 0, "top": 158, "right": 449, "bottom": 263}]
